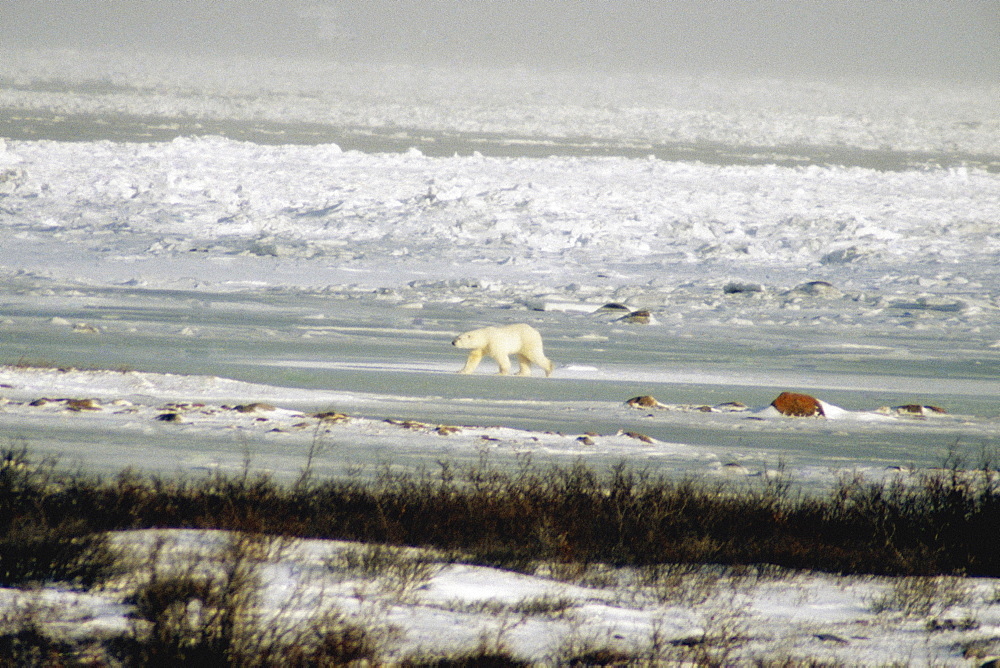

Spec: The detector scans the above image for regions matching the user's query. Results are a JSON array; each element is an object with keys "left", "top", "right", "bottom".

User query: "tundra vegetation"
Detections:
[{"left": 2, "top": 445, "right": 999, "bottom": 665}]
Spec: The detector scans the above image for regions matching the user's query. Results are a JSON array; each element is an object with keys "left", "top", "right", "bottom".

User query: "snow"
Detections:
[{"left": 1, "top": 50, "right": 1000, "bottom": 663}]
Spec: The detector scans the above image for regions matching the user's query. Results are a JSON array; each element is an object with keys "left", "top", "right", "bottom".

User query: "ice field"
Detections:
[{"left": 1, "top": 50, "right": 1000, "bottom": 664}]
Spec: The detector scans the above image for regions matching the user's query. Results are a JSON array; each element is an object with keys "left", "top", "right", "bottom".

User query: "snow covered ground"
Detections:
[
  {"left": 5, "top": 528, "right": 1000, "bottom": 665},
  {"left": 2, "top": 50, "right": 1000, "bottom": 663}
]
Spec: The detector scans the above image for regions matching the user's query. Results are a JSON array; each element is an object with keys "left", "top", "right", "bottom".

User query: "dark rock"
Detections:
[
  {"left": 617, "top": 309, "right": 652, "bottom": 324},
  {"left": 723, "top": 281, "right": 764, "bottom": 294},
  {"left": 884, "top": 404, "right": 947, "bottom": 417},
  {"left": 794, "top": 281, "right": 842, "bottom": 298}
]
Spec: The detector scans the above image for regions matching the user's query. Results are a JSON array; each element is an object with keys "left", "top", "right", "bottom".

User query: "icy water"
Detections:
[{"left": 2, "top": 108, "right": 998, "bottom": 172}]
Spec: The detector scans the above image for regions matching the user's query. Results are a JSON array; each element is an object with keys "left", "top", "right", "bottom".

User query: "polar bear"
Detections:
[{"left": 452, "top": 323, "right": 554, "bottom": 377}]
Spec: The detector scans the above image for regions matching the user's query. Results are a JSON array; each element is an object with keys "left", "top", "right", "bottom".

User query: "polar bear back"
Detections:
[{"left": 453, "top": 323, "right": 539, "bottom": 353}]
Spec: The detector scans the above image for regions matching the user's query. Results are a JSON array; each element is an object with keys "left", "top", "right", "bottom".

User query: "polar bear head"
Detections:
[{"left": 451, "top": 329, "right": 488, "bottom": 349}]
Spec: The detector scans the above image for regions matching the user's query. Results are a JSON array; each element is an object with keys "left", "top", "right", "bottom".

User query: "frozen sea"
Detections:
[
  {"left": 0, "top": 50, "right": 999, "bottom": 488},
  {"left": 3, "top": 50, "right": 1000, "bottom": 665}
]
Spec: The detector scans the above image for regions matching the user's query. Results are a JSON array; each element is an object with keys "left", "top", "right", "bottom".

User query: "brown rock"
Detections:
[
  {"left": 234, "top": 402, "right": 276, "bottom": 413},
  {"left": 314, "top": 411, "right": 349, "bottom": 423},
  {"left": 65, "top": 398, "right": 100, "bottom": 411},
  {"left": 386, "top": 418, "right": 429, "bottom": 430},
  {"left": 771, "top": 392, "right": 824, "bottom": 417},
  {"left": 617, "top": 310, "right": 652, "bottom": 324},
  {"left": 626, "top": 395, "right": 664, "bottom": 408},
  {"left": 620, "top": 430, "right": 655, "bottom": 444}
]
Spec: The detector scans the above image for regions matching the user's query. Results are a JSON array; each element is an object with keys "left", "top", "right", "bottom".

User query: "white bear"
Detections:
[{"left": 452, "top": 323, "right": 554, "bottom": 377}]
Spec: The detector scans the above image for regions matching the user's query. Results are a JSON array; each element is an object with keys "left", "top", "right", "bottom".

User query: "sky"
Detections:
[{"left": 1, "top": 0, "right": 997, "bottom": 81}]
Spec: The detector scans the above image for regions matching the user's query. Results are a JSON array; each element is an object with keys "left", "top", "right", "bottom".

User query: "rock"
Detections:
[
  {"left": 625, "top": 395, "right": 665, "bottom": 408},
  {"left": 65, "top": 398, "right": 100, "bottom": 411},
  {"left": 771, "top": 392, "right": 825, "bottom": 417},
  {"left": 878, "top": 404, "right": 947, "bottom": 417},
  {"left": 435, "top": 425, "right": 462, "bottom": 436},
  {"left": 820, "top": 246, "right": 862, "bottom": 264},
  {"left": 314, "top": 411, "right": 349, "bottom": 423},
  {"left": 617, "top": 309, "right": 653, "bottom": 324},
  {"left": 156, "top": 413, "right": 181, "bottom": 422},
  {"left": 619, "top": 430, "right": 654, "bottom": 444},
  {"left": 793, "top": 281, "right": 842, "bottom": 298},
  {"left": 386, "top": 419, "right": 429, "bottom": 430},
  {"left": 233, "top": 402, "right": 276, "bottom": 413},
  {"left": 597, "top": 302, "right": 631, "bottom": 312},
  {"left": 164, "top": 402, "right": 206, "bottom": 412},
  {"left": 723, "top": 281, "right": 764, "bottom": 294}
]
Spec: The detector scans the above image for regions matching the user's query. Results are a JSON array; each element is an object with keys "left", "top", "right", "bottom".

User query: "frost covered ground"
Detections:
[{"left": 2, "top": 51, "right": 1000, "bottom": 663}]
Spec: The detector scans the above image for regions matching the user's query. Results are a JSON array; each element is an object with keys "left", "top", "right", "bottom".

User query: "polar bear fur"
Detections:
[{"left": 452, "top": 323, "right": 554, "bottom": 377}]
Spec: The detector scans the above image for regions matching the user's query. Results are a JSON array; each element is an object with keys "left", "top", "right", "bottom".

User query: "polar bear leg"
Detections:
[
  {"left": 492, "top": 352, "right": 512, "bottom": 375},
  {"left": 516, "top": 353, "right": 533, "bottom": 376},
  {"left": 459, "top": 349, "right": 484, "bottom": 374},
  {"left": 540, "top": 355, "right": 554, "bottom": 377},
  {"left": 522, "top": 350, "right": 554, "bottom": 377}
]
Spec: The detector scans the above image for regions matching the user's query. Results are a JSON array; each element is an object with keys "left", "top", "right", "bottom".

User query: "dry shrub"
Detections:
[
  {"left": 4, "top": 446, "right": 1000, "bottom": 579},
  {"left": 868, "top": 575, "right": 973, "bottom": 617},
  {"left": 123, "top": 532, "right": 388, "bottom": 666},
  {"left": 328, "top": 543, "right": 444, "bottom": 601}
]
